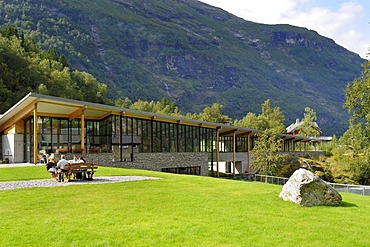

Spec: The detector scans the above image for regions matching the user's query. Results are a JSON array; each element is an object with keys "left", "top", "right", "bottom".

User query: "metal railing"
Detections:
[{"left": 244, "top": 174, "right": 370, "bottom": 196}]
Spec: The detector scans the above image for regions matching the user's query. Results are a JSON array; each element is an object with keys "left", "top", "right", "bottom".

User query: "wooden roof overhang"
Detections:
[
  {"left": 0, "top": 93, "right": 317, "bottom": 144},
  {"left": 0, "top": 93, "right": 234, "bottom": 132}
]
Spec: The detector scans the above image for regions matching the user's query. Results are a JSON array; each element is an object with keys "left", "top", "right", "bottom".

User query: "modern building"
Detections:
[{"left": 0, "top": 93, "right": 319, "bottom": 176}]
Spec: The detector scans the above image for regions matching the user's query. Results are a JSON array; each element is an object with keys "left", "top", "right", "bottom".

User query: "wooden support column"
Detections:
[
  {"left": 33, "top": 104, "right": 38, "bottom": 164},
  {"left": 81, "top": 112, "right": 85, "bottom": 153},
  {"left": 120, "top": 114, "right": 123, "bottom": 162},
  {"left": 232, "top": 131, "right": 236, "bottom": 177},
  {"left": 216, "top": 127, "right": 220, "bottom": 178},
  {"left": 247, "top": 133, "right": 251, "bottom": 174},
  {"left": 281, "top": 139, "right": 285, "bottom": 152}
]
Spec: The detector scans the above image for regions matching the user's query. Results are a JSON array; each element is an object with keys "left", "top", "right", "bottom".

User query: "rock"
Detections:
[{"left": 279, "top": 168, "right": 342, "bottom": 207}]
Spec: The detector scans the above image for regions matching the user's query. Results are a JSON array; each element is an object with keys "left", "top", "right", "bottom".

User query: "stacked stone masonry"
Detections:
[{"left": 80, "top": 152, "right": 209, "bottom": 176}]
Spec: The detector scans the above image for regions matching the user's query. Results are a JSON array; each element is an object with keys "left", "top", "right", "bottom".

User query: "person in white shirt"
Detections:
[
  {"left": 57, "top": 155, "right": 69, "bottom": 182},
  {"left": 69, "top": 155, "right": 79, "bottom": 164}
]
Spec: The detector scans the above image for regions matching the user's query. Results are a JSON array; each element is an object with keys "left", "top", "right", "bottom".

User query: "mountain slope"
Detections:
[{"left": 0, "top": 0, "right": 365, "bottom": 135}]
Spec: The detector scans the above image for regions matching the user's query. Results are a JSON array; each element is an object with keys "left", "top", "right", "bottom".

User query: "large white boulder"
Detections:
[{"left": 279, "top": 168, "right": 342, "bottom": 207}]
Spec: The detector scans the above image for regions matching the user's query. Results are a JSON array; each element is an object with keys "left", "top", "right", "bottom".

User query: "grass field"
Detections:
[{"left": 0, "top": 166, "right": 369, "bottom": 246}]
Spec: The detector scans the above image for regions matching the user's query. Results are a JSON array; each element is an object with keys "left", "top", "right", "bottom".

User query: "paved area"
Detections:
[{"left": 0, "top": 176, "right": 161, "bottom": 190}]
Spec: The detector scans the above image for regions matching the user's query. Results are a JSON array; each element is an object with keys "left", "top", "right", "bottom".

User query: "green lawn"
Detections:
[{"left": 0, "top": 166, "right": 369, "bottom": 246}]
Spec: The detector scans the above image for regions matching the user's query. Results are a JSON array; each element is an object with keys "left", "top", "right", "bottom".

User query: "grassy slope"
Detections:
[{"left": 0, "top": 166, "right": 369, "bottom": 246}]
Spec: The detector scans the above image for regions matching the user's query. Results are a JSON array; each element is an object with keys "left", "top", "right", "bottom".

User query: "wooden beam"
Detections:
[
  {"left": 81, "top": 113, "right": 85, "bottom": 153},
  {"left": 247, "top": 133, "right": 251, "bottom": 174},
  {"left": 0, "top": 99, "right": 38, "bottom": 132},
  {"left": 219, "top": 129, "right": 237, "bottom": 136},
  {"left": 68, "top": 107, "right": 86, "bottom": 120},
  {"left": 38, "top": 99, "right": 83, "bottom": 108},
  {"left": 98, "top": 111, "right": 113, "bottom": 120},
  {"left": 236, "top": 131, "right": 252, "bottom": 137}
]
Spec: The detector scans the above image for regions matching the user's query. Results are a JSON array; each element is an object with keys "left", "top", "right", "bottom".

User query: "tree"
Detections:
[
  {"left": 344, "top": 60, "right": 370, "bottom": 125},
  {"left": 298, "top": 107, "right": 320, "bottom": 137},
  {"left": 194, "top": 103, "right": 229, "bottom": 123},
  {"left": 234, "top": 99, "right": 285, "bottom": 133},
  {"left": 342, "top": 60, "right": 370, "bottom": 152},
  {"left": 0, "top": 26, "right": 110, "bottom": 112},
  {"left": 115, "top": 97, "right": 133, "bottom": 109},
  {"left": 338, "top": 59, "right": 370, "bottom": 184},
  {"left": 251, "top": 131, "right": 287, "bottom": 175}
]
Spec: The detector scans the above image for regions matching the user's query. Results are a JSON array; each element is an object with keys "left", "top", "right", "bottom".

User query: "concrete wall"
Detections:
[
  {"left": 218, "top": 152, "right": 251, "bottom": 174},
  {"left": 71, "top": 152, "right": 209, "bottom": 176},
  {"left": 2, "top": 134, "right": 23, "bottom": 163}
]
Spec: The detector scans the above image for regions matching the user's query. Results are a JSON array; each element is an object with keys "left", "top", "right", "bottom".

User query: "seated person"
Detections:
[
  {"left": 57, "top": 155, "right": 69, "bottom": 182},
  {"left": 69, "top": 155, "right": 79, "bottom": 164},
  {"left": 46, "top": 157, "right": 57, "bottom": 179},
  {"left": 77, "top": 156, "right": 85, "bottom": 163}
]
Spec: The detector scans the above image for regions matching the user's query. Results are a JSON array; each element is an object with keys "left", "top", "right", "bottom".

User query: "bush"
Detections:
[
  {"left": 58, "top": 147, "right": 68, "bottom": 154},
  {"left": 350, "top": 159, "right": 370, "bottom": 185},
  {"left": 2, "top": 158, "right": 10, "bottom": 164}
]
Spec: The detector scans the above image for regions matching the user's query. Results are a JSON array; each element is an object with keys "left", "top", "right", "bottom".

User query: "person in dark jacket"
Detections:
[{"left": 46, "top": 157, "right": 57, "bottom": 180}]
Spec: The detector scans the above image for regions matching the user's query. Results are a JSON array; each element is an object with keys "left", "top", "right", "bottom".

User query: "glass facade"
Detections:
[{"left": 23, "top": 114, "right": 220, "bottom": 163}]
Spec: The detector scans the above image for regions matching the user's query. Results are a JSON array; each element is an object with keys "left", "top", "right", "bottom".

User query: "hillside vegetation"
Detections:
[
  {"left": 0, "top": 0, "right": 365, "bottom": 135},
  {"left": 0, "top": 26, "right": 110, "bottom": 111}
]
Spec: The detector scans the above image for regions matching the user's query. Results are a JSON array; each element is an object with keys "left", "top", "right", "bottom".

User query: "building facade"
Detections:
[{"left": 0, "top": 93, "right": 318, "bottom": 176}]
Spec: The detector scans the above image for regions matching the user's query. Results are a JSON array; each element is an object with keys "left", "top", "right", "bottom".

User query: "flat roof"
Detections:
[{"left": 0, "top": 92, "right": 315, "bottom": 142}]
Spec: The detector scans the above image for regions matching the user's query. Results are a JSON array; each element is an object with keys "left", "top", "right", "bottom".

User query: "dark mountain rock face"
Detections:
[{"left": 0, "top": 0, "right": 365, "bottom": 135}]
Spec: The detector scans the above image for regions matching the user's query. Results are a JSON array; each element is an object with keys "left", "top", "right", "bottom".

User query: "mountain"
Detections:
[{"left": 0, "top": 0, "right": 365, "bottom": 135}]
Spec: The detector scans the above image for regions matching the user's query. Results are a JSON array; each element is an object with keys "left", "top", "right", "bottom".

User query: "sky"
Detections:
[{"left": 200, "top": 0, "right": 370, "bottom": 59}]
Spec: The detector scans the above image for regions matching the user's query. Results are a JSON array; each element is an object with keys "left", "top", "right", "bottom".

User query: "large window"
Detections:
[
  {"left": 162, "top": 166, "right": 201, "bottom": 175},
  {"left": 24, "top": 114, "right": 216, "bottom": 162}
]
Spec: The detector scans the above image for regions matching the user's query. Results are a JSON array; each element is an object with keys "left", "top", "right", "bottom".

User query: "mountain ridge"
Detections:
[{"left": 0, "top": 0, "right": 365, "bottom": 135}]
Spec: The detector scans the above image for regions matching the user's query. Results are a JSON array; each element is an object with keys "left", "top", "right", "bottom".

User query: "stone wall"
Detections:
[{"left": 79, "top": 152, "right": 209, "bottom": 176}]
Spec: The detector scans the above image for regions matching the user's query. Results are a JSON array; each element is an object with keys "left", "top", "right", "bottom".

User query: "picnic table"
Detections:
[{"left": 59, "top": 163, "right": 98, "bottom": 182}]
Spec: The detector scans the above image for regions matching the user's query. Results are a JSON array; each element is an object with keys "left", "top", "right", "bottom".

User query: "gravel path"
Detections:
[{"left": 0, "top": 176, "right": 160, "bottom": 191}]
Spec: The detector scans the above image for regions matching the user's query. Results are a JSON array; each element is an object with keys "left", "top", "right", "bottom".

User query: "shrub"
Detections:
[
  {"left": 58, "top": 147, "right": 68, "bottom": 154},
  {"left": 2, "top": 158, "right": 9, "bottom": 164},
  {"left": 72, "top": 147, "right": 84, "bottom": 153}
]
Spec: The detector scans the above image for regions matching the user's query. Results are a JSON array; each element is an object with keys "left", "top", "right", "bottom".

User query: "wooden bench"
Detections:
[{"left": 58, "top": 163, "right": 98, "bottom": 182}]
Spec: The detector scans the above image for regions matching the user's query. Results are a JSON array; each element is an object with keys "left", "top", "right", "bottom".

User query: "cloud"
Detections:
[{"left": 200, "top": 0, "right": 369, "bottom": 58}]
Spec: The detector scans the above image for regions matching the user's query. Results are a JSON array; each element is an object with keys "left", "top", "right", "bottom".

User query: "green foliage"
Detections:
[
  {"left": 234, "top": 99, "right": 286, "bottom": 133},
  {"left": 297, "top": 107, "right": 321, "bottom": 137},
  {"left": 342, "top": 60, "right": 370, "bottom": 153},
  {"left": 349, "top": 157, "right": 370, "bottom": 185},
  {"left": 340, "top": 122, "right": 370, "bottom": 153},
  {"left": 344, "top": 61, "right": 370, "bottom": 125},
  {"left": 275, "top": 156, "right": 301, "bottom": 177},
  {"left": 0, "top": 26, "right": 109, "bottom": 113},
  {"left": 190, "top": 103, "right": 230, "bottom": 123},
  {"left": 331, "top": 151, "right": 370, "bottom": 185},
  {"left": 251, "top": 131, "right": 287, "bottom": 175},
  {"left": 115, "top": 97, "right": 182, "bottom": 116}
]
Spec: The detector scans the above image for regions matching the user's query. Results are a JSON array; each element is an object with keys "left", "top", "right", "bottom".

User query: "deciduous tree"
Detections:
[
  {"left": 234, "top": 99, "right": 285, "bottom": 133},
  {"left": 298, "top": 107, "right": 320, "bottom": 137},
  {"left": 251, "top": 131, "right": 287, "bottom": 175}
]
